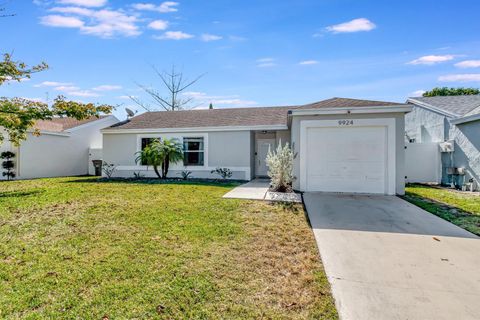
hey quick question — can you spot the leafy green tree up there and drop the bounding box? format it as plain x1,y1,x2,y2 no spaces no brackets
160,138,183,178
135,139,164,178
135,138,183,179
423,87,480,97
0,54,113,145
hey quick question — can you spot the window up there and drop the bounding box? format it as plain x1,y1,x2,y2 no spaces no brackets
183,137,204,166
140,138,154,165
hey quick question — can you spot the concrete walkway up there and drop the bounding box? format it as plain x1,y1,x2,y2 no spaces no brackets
223,179,270,200
304,193,480,320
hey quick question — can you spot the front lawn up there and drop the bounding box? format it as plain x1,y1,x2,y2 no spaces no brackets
0,177,337,319
403,184,480,236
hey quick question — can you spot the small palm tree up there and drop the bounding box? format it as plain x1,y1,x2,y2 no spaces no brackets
160,138,183,178
135,139,164,178
135,138,183,179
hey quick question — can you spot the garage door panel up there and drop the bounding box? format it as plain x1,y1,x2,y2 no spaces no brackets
305,126,387,194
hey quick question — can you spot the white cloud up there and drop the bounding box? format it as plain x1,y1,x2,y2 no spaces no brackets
455,60,480,68
21,97,47,103
132,2,179,13
54,85,80,91
148,19,169,30
49,6,93,15
68,90,101,97
299,60,318,65
326,18,376,33
118,95,135,100
40,15,85,28
57,0,107,7
92,84,122,91
256,57,274,63
256,58,276,68
4,76,31,83
154,31,193,40
229,35,247,41
183,91,257,109
200,33,222,42
408,55,455,65
410,90,426,97
438,74,480,82
43,6,141,38
34,81,73,87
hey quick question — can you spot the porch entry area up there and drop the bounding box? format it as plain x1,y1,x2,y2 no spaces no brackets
253,130,290,178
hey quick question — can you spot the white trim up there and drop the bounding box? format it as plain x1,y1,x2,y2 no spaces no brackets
450,113,480,125
67,115,119,132
299,118,396,195
407,98,458,118
290,105,412,116
117,165,251,180
117,165,250,171
102,124,288,134
136,132,209,169
27,130,71,137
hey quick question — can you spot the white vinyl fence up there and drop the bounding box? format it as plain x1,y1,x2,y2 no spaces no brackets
405,143,441,184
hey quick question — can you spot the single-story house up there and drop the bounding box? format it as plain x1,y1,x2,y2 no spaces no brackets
0,115,119,179
406,95,480,190
102,97,411,195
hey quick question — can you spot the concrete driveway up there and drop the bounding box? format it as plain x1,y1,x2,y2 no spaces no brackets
304,193,480,320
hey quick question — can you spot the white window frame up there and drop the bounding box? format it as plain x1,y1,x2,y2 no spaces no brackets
182,137,205,167
135,132,209,169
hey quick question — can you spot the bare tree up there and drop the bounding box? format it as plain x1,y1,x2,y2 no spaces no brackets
0,2,15,18
131,65,204,111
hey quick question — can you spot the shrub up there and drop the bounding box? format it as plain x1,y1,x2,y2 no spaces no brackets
133,171,144,179
1,151,16,180
266,142,295,192
179,169,193,180
211,167,233,180
102,162,117,179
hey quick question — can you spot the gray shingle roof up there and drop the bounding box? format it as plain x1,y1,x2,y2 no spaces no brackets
35,115,110,132
408,95,480,117
108,97,404,130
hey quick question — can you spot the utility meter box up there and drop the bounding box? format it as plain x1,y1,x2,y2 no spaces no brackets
439,140,454,153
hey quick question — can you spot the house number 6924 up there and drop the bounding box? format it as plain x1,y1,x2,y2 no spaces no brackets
338,120,354,125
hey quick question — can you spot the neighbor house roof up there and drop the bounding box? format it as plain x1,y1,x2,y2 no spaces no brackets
106,97,404,131
407,95,480,118
34,115,110,133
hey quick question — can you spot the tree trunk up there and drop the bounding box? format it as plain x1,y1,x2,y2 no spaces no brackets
163,155,170,178
153,165,162,179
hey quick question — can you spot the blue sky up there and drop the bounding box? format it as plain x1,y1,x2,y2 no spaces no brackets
1,0,480,118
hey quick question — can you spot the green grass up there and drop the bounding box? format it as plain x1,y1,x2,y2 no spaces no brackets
0,177,337,319
403,184,480,236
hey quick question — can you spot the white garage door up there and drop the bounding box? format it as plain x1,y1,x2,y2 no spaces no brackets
306,126,387,194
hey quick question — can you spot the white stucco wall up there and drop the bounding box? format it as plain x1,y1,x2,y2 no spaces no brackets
0,116,119,180
405,106,445,143
102,130,253,180
448,121,480,188
290,112,407,195
406,104,479,189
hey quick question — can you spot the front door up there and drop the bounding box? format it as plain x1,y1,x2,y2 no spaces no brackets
256,139,275,177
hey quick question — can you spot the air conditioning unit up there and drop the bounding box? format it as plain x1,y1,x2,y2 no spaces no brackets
439,140,454,153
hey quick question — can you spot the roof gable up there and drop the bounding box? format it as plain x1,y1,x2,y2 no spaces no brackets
34,115,110,133
408,95,480,118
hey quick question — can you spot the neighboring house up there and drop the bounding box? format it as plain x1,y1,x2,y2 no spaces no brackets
102,98,411,195
406,95,480,190
0,115,119,180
